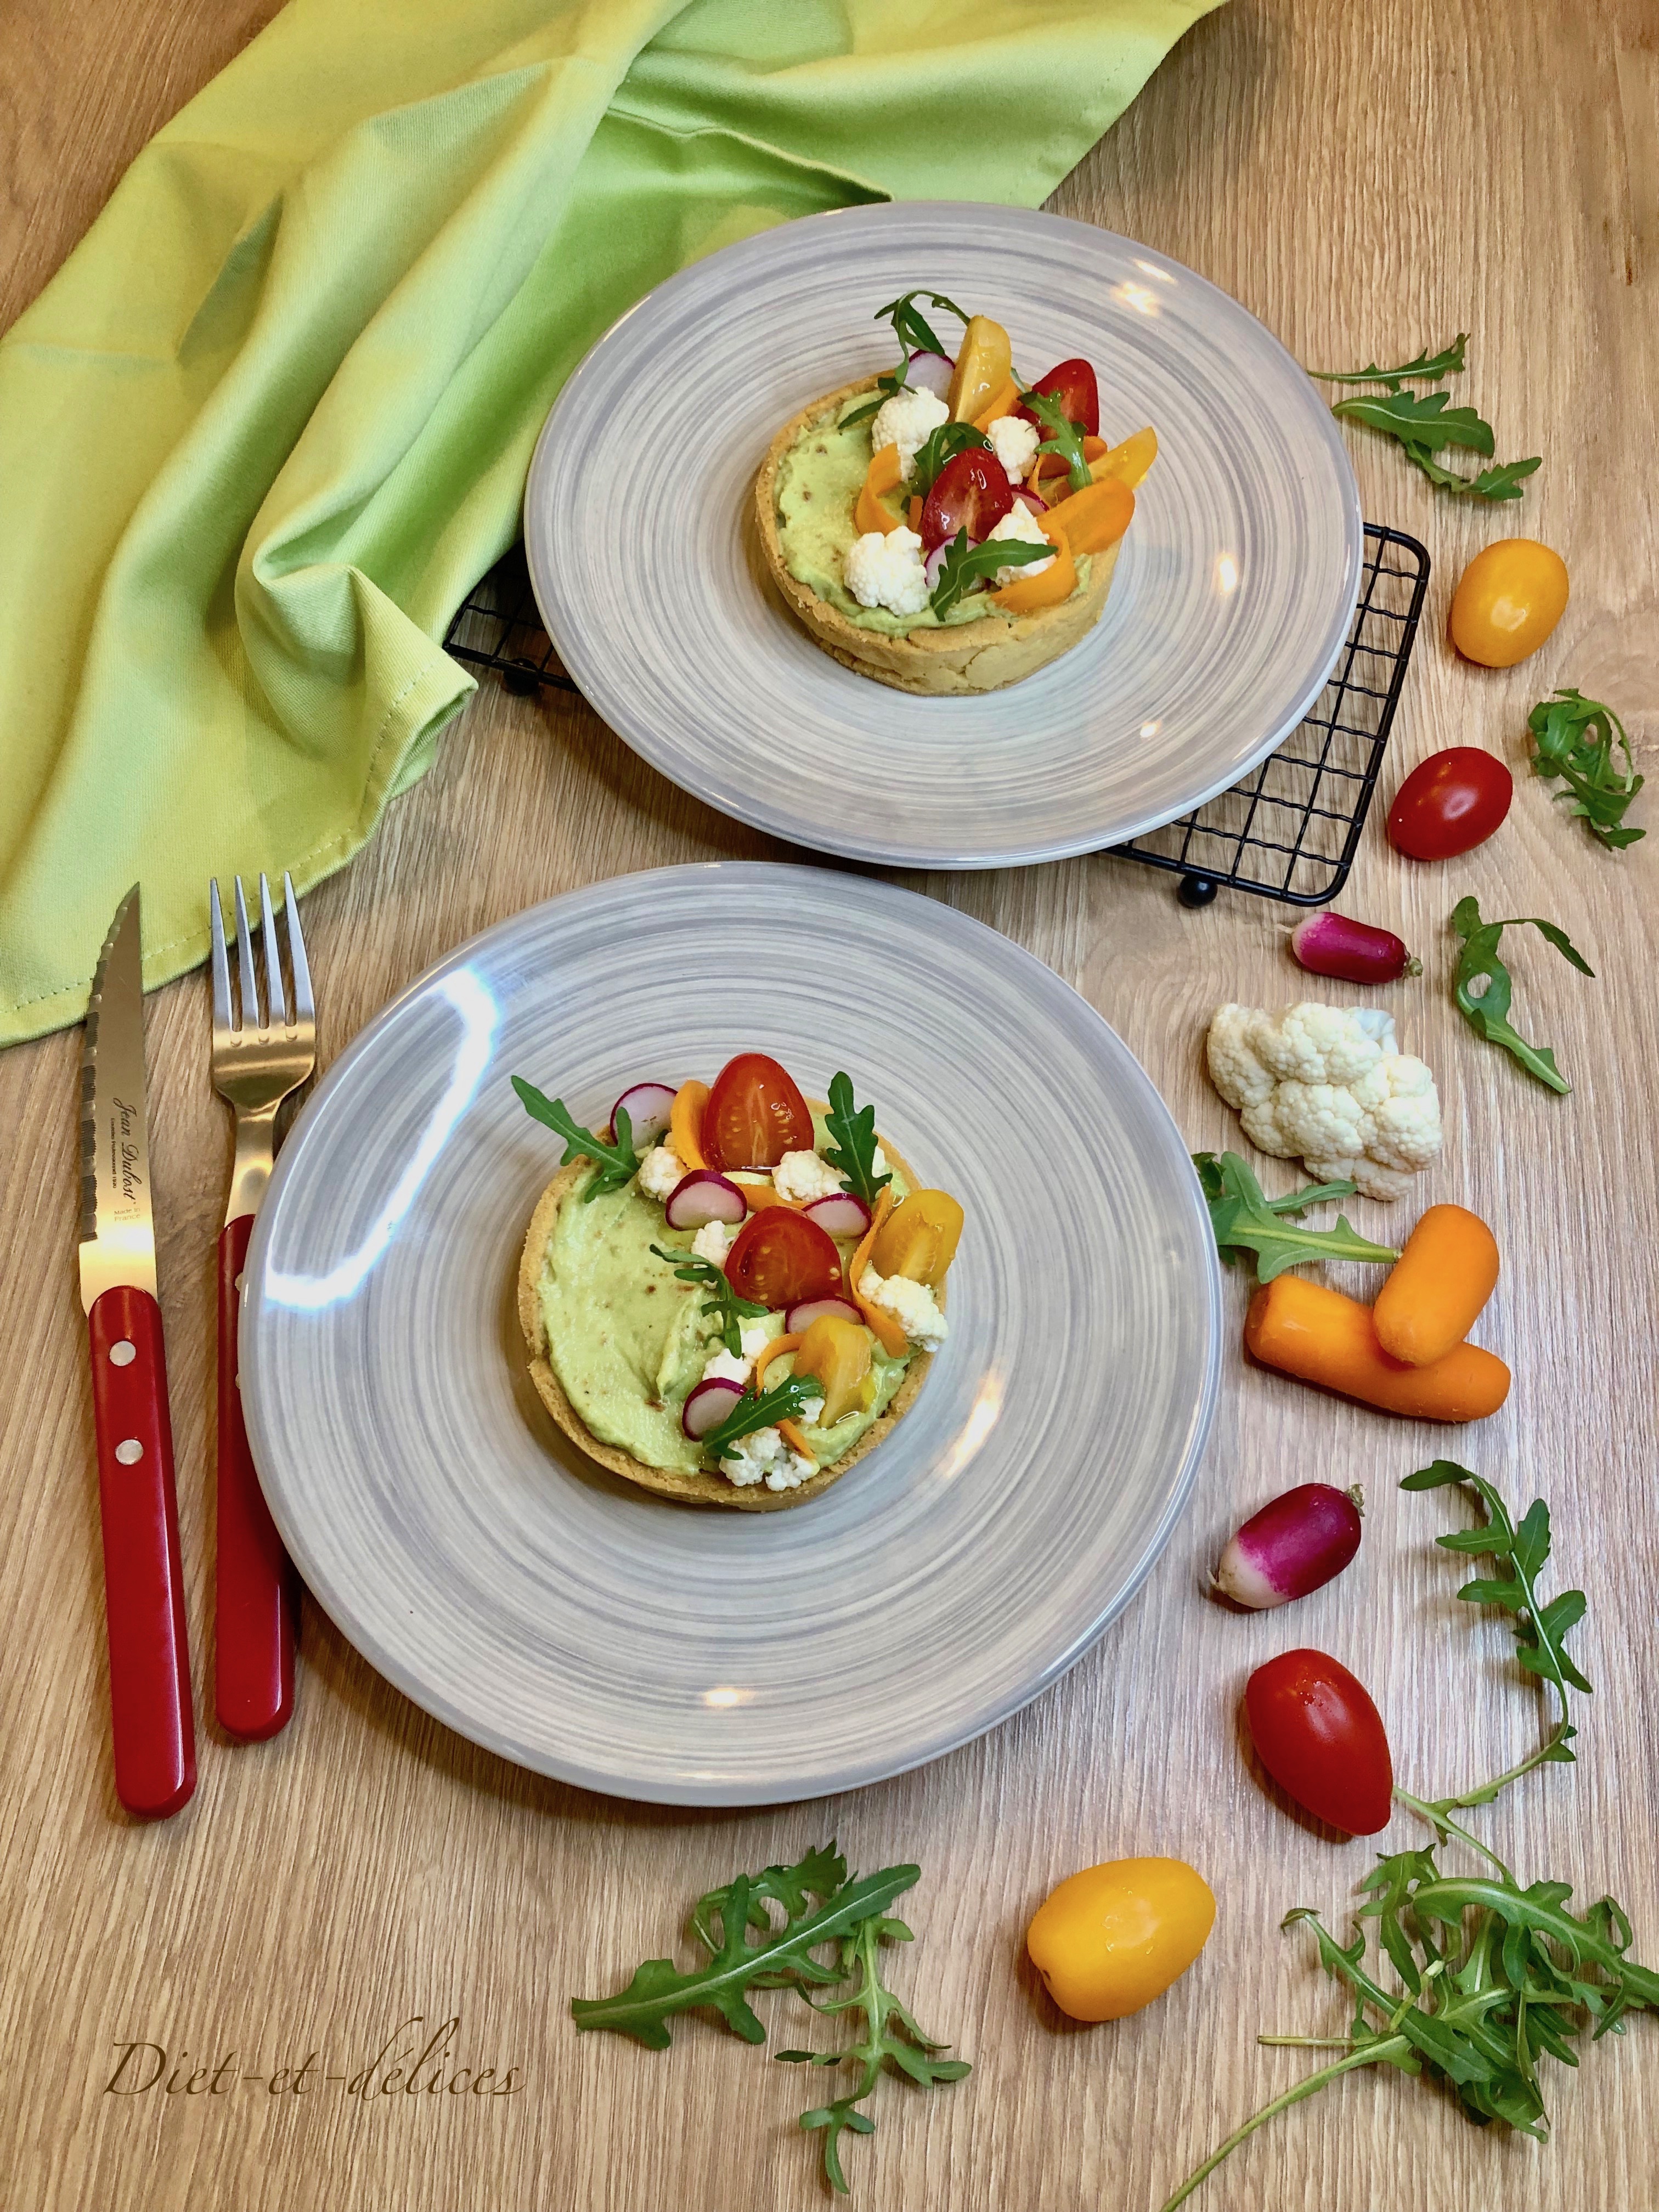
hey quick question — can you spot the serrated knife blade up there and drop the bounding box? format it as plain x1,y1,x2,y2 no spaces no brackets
80,885,157,1310
76,883,196,1819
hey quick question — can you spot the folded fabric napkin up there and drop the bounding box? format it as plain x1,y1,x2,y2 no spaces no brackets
0,0,1219,1045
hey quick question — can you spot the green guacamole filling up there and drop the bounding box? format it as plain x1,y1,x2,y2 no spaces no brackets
538,1145,913,1477
772,398,1090,633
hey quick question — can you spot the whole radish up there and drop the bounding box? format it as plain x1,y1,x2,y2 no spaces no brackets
1215,1483,1363,1609
1290,912,1420,985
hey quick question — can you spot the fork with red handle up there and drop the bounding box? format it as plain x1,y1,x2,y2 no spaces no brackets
208,873,314,1738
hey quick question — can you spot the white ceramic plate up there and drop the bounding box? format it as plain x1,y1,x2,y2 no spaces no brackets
241,867,1220,1804
524,202,1362,871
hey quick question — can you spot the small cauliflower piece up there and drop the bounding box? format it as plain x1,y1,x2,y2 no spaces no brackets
869,386,950,479
984,505,1054,587
985,414,1040,484
637,1144,684,1201
844,526,929,617
773,1149,846,1205
738,1320,774,1361
1206,1002,1443,1201
859,1266,950,1350
719,1424,817,1493
691,1219,734,1266
702,1346,752,1387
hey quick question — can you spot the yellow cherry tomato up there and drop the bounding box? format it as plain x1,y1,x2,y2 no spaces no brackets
1448,538,1568,668
1026,1857,1215,2023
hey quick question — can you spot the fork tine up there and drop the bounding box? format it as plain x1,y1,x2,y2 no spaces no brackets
258,872,288,1027
233,875,262,1031
209,878,233,1032
284,872,314,1027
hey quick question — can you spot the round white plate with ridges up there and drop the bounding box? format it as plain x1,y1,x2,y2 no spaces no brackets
241,866,1220,1804
523,202,1361,871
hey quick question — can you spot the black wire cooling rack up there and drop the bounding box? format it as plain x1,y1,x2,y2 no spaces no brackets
443,522,1430,908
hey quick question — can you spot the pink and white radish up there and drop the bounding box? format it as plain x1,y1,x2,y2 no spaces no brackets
1013,487,1049,516
1289,913,1421,985
923,538,956,591
663,1170,747,1230
1214,1483,1363,1610
681,1376,746,1440
906,348,956,399
801,1192,872,1240
785,1295,865,1334
611,1081,677,1145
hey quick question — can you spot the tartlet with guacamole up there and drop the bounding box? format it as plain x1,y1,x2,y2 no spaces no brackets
754,287,1158,697
512,1052,963,1512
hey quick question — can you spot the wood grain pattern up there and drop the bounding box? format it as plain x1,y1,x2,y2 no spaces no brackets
1,4,1655,2207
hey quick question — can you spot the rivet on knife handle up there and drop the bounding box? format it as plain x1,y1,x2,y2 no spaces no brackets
216,1214,298,1738
88,1285,196,1819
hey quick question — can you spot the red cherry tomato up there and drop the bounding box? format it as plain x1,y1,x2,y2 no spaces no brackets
1015,357,1100,439
1244,1649,1393,1836
1386,747,1513,860
919,447,1014,554
702,1053,814,1172
725,1208,844,1310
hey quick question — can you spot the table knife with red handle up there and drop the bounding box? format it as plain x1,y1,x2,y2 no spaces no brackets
79,885,196,1819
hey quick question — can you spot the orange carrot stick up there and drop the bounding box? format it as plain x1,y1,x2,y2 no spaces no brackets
669,1081,708,1170
751,1333,801,1394
847,1189,907,1357
778,1419,817,1459
1373,1205,1500,1368
1245,1276,1509,1423
855,443,905,535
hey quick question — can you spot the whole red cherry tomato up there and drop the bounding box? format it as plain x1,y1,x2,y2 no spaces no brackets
919,447,1014,554
1386,747,1513,860
725,1208,844,1310
702,1053,814,1171
1015,357,1100,439
1244,1649,1393,1835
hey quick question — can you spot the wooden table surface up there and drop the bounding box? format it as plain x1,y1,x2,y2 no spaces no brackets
3,5,1656,2207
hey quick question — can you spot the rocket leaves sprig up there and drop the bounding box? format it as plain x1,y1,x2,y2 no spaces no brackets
1528,687,1645,851
512,1077,640,1200
839,290,973,426
1192,1151,1398,1281
648,1243,766,1356
1449,896,1594,1094
1307,332,1541,500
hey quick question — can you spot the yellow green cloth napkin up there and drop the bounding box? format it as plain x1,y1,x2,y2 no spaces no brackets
0,0,1219,1045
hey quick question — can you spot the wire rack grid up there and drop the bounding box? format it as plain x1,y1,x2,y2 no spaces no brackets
443,522,1429,907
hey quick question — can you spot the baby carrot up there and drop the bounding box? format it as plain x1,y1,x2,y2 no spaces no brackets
1245,1275,1509,1423
1373,1204,1500,1367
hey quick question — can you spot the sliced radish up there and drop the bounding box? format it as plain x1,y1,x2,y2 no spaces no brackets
924,538,962,591
611,1081,677,1146
664,1170,748,1229
802,1192,873,1240
1014,487,1049,515
682,1377,745,1440
906,348,955,399
785,1296,865,1334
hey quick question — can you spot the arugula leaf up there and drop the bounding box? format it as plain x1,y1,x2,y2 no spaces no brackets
781,1911,972,2194
1419,452,1542,501
1018,384,1092,493
649,1243,766,1357
822,1073,893,1206
689,1844,851,1973
1332,386,1494,456
1449,896,1594,1094
1401,1463,1591,1815
700,1372,826,1459
908,419,990,501
927,526,1051,618
1307,334,1470,384
512,1077,640,1200
572,1853,920,2049
1528,687,1645,850
839,289,972,427
1192,1152,1397,1282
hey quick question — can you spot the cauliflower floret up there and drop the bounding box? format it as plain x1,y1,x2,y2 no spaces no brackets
738,1320,773,1360
719,1424,818,1493
844,527,929,617
869,386,950,479
691,1220,734,1266
773,1149,846,1205
637,1144,684,1201
984,505,1054,588
859,1267,950,1350
1206,1002,1443,1201
985,414,1040,484
702,1346,752,1387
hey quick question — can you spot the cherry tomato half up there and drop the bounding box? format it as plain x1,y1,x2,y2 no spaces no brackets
1015,357,1100,439
919,447,1013,554
702,1053,813,1172
1448,538,1568,668
1386,747,1513,860
1244,1649,1393,1836
724,1207,844,1310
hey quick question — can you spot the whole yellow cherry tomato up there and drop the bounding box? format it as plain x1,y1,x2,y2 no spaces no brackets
1448,538,1568,667
1025,1856,1216,2022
